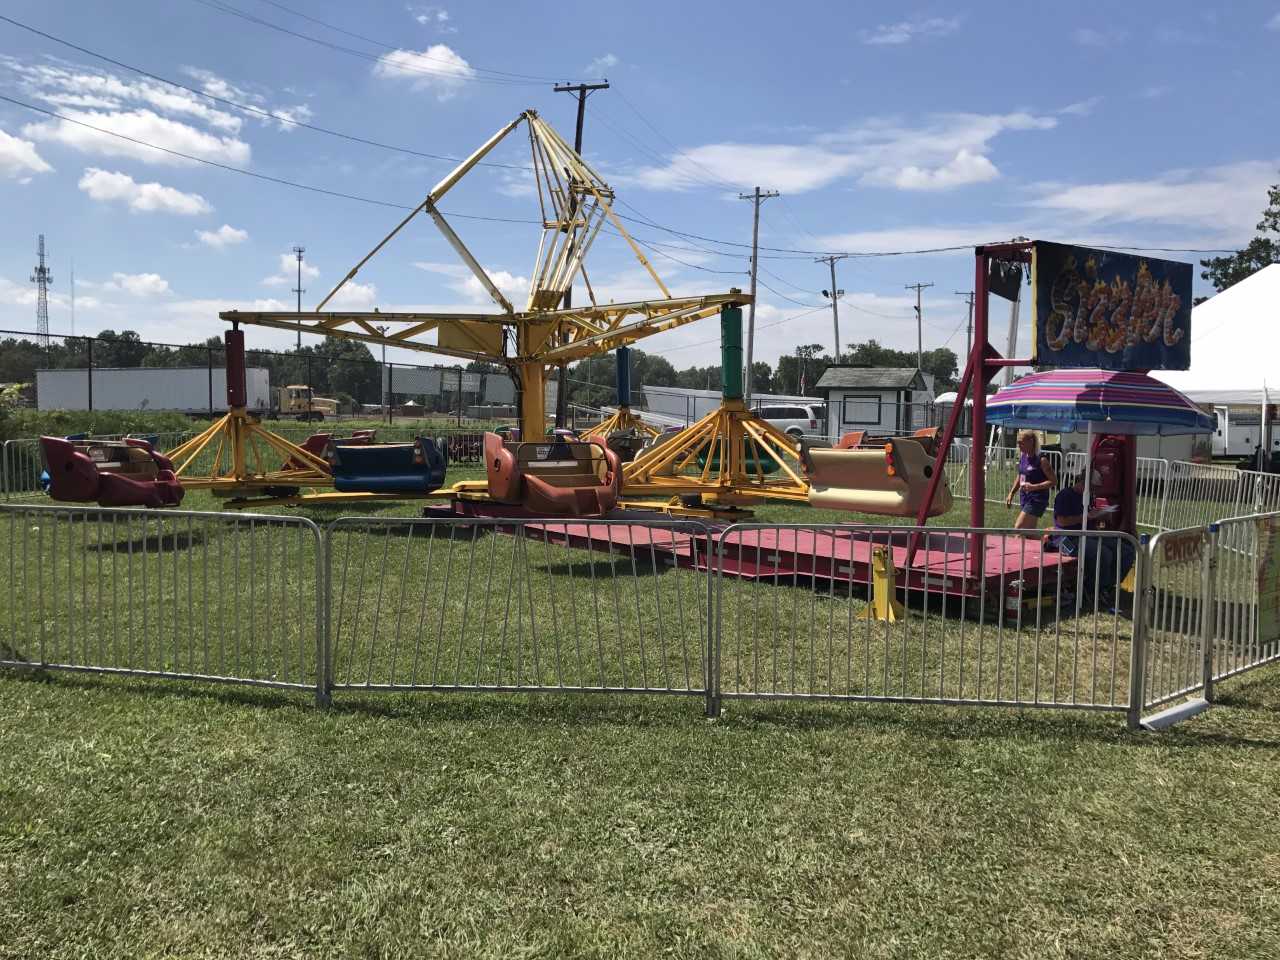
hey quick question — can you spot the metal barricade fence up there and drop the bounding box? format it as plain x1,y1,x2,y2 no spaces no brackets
324,517,714,708
1142,526,1212,711
713,523,1141,719
1209,512,1280,684
1163,460,1247,531
0,503,325,700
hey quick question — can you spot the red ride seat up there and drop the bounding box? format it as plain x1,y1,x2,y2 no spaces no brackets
41,436,183,508
484,431,621,516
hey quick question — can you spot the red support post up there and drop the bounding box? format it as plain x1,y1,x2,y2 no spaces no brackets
225,328,246,409
969,249,991,580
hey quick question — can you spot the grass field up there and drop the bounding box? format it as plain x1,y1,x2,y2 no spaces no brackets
2,667,1279,958
3,456,1278,957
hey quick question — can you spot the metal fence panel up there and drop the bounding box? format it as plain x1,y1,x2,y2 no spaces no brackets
715,523,1140,713
325,517,713,705
1,503,324,698
1210,513,1280,684
1142,526,1210,710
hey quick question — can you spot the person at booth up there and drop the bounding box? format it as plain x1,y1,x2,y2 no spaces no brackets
1004,430,1057,529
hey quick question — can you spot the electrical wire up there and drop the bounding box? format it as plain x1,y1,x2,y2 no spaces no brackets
755,278,822,309
250,0,566,81
0,13,530,170
186,0,546,87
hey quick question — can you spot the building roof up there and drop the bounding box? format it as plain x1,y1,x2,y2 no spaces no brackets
814,366,925,391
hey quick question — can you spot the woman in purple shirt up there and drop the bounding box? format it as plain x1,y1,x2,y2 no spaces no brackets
1004,430,1057,529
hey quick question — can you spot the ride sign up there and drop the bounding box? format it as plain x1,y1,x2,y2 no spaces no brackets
1030,241,1192,371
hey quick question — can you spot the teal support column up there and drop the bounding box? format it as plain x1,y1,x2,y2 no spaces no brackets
721,305,743,401
616,346,632,407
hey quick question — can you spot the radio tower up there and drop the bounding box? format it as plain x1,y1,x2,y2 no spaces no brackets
31,234,52,347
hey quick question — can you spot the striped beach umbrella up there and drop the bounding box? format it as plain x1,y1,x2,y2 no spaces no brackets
986,369,1215,435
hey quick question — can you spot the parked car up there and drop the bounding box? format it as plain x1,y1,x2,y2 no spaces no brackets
755,403,825,437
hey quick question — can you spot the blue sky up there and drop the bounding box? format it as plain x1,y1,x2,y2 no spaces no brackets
1,0,1278,371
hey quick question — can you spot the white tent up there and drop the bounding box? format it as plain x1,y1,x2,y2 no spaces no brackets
1156,264,1279,464
1156,263,1280,398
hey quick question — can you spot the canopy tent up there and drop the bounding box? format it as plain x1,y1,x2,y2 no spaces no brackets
1156,263,1280,397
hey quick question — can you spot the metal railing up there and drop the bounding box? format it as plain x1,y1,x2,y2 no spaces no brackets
1,502,325,701
1209,513,1280,684
713,523,1142,720
325,517,713,706
4,501,1275,729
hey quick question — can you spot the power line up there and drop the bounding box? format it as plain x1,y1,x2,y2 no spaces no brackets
186,0,546,86
756,278,821,308
0,14,531,170
250,0,565,81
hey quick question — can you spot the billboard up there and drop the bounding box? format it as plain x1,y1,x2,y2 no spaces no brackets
1031,241,1192,370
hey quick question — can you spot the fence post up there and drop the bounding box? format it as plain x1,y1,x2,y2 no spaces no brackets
316,524,332,708
1127,533,1152,730
705,528,721,719
1157,460,1170,531
1201,524,1219,703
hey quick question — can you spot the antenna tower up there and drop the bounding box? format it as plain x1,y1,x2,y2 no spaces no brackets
30,234,52,347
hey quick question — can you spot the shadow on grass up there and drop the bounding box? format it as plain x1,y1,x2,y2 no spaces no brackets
7,664,1280,749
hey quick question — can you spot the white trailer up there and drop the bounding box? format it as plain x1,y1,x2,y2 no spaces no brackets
36,366,270,414
1210,405,1280,460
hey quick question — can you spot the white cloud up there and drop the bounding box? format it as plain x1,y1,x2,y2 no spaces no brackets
887,148,999,191
859,17,960,45
77,168,212,215
1074,27,1127,47
181,67,314,132
1059,96,1103,117
1139,84,1171,100
0,127,52,179
196,224,249,248
262,251,320,287
24,108,250,166
325,281,378,310
103,272,171,297
1267,12,1280,30
585,53,618,76
412,260,530,305
629,111,1057,195
412,6,454,31
1030,160,1280,235
6,59,243,133
372,45,476,100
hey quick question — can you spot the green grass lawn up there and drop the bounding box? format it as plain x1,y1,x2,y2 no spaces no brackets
2,669,1279,959
4,447,1278,956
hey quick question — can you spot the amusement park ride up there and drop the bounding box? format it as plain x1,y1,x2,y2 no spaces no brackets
41,108,1189,610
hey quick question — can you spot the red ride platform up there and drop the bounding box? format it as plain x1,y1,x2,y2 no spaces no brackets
425,502,1074,603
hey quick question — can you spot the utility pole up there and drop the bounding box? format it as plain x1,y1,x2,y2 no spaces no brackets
816,254,847,361
70,260,76,338
292,245,306,350
738,186,779,399
904,281,934,372
954,289,975,358
553,79,610,431
30,234,52,348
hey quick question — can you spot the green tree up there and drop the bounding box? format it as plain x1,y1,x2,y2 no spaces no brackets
92,330,149,368
1199,179,1280,298
324,337,380,404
